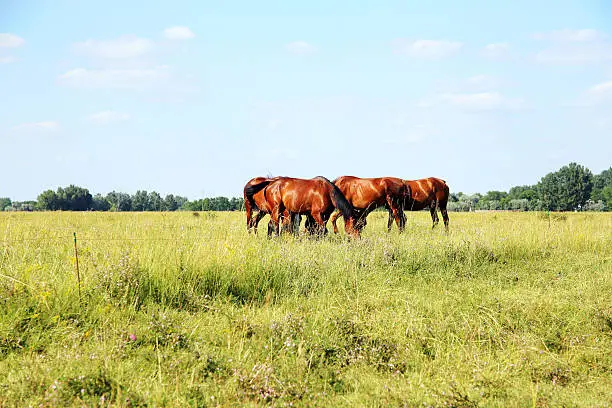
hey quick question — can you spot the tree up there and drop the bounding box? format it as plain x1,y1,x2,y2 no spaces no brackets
92,194,111,211
106,191,132,211
163,194,178,211
175,196,189,210
60,185,93,211
132,190,150,211
229,197,245,211
148,191,163,211
583,200,605,211
483,191,507,202
508,199,529,211
209,196,231,211
0,197,11,211
601,186,612,210
37,190,59,210
538,162,593,211
592,167,612,191
477,191,507,210
591,167,612,210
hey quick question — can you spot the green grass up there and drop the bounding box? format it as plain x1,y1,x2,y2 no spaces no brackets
1,211,611,407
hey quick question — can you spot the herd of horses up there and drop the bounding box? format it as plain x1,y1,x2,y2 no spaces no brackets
243,175,450,238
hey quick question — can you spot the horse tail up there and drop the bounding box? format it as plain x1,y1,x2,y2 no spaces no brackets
402,182,411,212
317,176,355,221
244,179,273,210
440,180,450,207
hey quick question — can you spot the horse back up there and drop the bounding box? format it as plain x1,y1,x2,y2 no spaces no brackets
277,177,332,213
405,177,449,209
427,177,450,202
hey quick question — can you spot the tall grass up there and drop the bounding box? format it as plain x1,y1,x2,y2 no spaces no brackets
0,211,610,407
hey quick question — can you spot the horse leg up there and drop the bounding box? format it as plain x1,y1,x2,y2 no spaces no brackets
322,211,333,236
270,206,282,237
279,209,293,234
387,207,394,232
386,195,404,233
355,206,372,232
290,213,301,236
252,211,265,235
430,200,440,229
440,200,449,231
295,214,302,235
330,209,342,234
305,214,317,235
311,212,326,237
267,220,274,236
245,201,253,233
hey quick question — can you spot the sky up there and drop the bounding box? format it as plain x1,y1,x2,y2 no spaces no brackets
1,0,611,200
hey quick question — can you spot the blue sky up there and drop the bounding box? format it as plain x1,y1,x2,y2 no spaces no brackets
1,1,611,200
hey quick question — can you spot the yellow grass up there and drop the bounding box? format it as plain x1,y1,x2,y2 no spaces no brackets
0,211,611,407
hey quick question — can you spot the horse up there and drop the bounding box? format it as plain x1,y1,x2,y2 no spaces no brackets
243,176,295,234
389,177,450,230
261,176,360,238
330,176,411,234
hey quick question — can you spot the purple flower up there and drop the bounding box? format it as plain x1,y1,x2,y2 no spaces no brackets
128,334,137,342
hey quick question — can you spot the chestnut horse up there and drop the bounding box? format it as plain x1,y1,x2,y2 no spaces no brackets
330,176,411,234
389,177,450,230
244,176,299,234
243,176,296,234
259,176,360,238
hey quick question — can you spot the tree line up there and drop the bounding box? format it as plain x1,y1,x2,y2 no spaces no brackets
446,162,610,212
2,188,245,212
1,162,610,212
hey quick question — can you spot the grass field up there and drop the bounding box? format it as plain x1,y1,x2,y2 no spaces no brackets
0,211,610,407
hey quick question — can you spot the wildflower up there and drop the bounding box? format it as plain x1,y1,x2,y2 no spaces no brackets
129,333,137,342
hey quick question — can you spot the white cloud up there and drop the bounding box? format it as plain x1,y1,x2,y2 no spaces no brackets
535,43,612,64
73,35,155,59
0,33,25,48
87,110,130,125
0,56,17,64
534,29,612,64
392,39,462,58
576,80,612,106
163,26,195,40
590,80,612,94
58,66,169,89
58,66,198,96
533,29,606,42
285,41,317,55
439,92,524,111
481,42,509,58
11,121,60,132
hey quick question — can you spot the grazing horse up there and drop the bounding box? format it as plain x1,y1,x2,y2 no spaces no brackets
244,176,276,234
243,176,295,234
389,177,450,230
262,176,360,238
330,176,411,234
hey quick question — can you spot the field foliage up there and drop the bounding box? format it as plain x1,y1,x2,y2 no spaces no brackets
1,211,611,407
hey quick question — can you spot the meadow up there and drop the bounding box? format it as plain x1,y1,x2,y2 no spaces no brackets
0,210,610,407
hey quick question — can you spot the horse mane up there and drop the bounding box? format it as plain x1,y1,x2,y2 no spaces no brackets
315,176,355,221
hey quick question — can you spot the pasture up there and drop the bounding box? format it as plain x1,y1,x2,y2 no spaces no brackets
0,211,610,407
